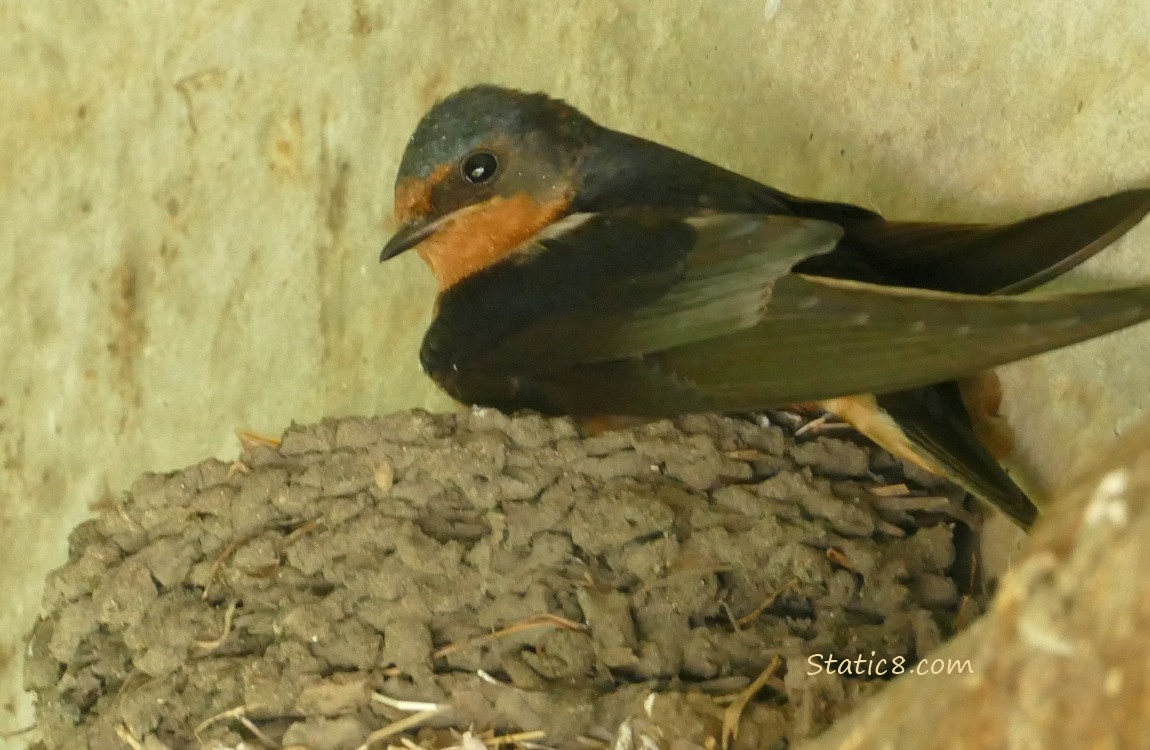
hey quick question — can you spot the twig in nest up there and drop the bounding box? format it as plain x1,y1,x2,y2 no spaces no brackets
868,483,910,497
452,731,487,750
476,669,503,685
226,461,252,478
400,737,434,750
485,730,547,747
724,449,769,461
735,579,798,628
111,670,150,726
432,613,587,658
239,715,277,747
0,725,34,740
371,692,442,713
115,502,143,531
283,518,324,546
712,676,785,706
227,429,282,478
193,705,249,741
202,517,333,599
353,709,440,750
236,429,282,450
639,562,733,595
826,547,858,573
114,723,143,750
720,655,782,750
193,598,238,651
193,706,275,749
609,718,634,750
794,413,849,437
398,737,431,750
202,532,258,600
721,602,740,632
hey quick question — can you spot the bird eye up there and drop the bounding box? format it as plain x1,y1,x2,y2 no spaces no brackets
461,151,498,184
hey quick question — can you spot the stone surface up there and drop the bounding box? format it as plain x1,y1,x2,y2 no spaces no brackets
3,1,1149,742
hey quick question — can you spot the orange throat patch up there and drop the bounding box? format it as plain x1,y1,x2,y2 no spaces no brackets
415,194,569,290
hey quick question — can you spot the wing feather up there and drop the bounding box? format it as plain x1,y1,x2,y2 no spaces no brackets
430,209,1150,417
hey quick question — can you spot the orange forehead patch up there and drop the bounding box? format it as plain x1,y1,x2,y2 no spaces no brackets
417,193,570,291
394,163,452,224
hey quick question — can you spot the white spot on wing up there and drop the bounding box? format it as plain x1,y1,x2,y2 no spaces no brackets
535,212,595,241
764,0,782,21
852,312,871,326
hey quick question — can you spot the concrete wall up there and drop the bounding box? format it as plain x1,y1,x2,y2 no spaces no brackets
2,1,1148,740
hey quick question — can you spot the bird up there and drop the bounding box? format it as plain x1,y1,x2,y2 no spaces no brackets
379,84,1150,529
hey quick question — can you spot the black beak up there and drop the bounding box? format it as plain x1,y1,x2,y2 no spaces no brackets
380,220,437,261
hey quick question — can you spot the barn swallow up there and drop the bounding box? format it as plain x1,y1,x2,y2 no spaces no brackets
379,84,1150,528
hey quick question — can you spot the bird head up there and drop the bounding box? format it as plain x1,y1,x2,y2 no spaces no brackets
379,86,602,288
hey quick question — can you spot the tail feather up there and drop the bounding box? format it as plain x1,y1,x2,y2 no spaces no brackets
830,188,1150,294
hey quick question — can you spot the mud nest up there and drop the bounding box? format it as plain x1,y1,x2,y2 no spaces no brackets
25,409,984,750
